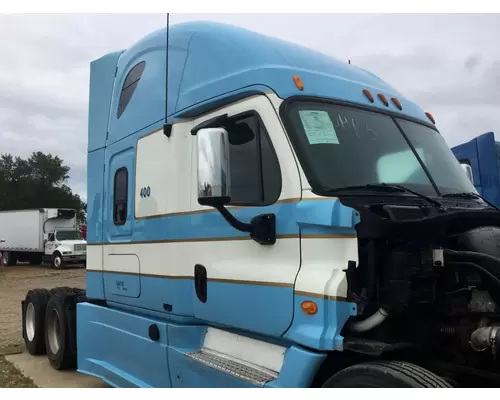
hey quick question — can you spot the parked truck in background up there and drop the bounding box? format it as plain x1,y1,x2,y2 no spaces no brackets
19,21,500,388
451,131,500,206
0,208,87,268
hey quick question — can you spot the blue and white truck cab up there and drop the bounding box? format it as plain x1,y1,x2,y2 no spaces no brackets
21,21,500,388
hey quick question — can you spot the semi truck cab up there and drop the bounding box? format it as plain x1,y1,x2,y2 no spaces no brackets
20,21,500,388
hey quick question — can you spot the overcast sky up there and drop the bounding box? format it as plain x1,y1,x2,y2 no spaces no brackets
0,13,499,201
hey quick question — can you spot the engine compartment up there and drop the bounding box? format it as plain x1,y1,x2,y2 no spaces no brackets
342,200,500,386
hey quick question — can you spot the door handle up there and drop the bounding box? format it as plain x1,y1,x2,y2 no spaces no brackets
194,264,207,303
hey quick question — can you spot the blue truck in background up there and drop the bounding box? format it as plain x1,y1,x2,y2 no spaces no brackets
451,132,500,206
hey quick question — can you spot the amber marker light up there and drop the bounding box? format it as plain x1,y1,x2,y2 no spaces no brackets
391,97,403,110
301,301,318,315
425,112,436,124
377,93,389,106
362,89,374,103
293,75,304,91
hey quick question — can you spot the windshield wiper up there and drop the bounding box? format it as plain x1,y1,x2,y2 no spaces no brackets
442,192,500,211
325,183,446,211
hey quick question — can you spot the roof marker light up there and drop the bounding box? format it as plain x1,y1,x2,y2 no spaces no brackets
363,89,374,103
425,112,436,124
293,75,304,91
391,97,403,110
377,93,389,107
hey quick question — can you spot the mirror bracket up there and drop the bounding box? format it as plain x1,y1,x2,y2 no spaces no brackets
163,123,172,137
215,205,276,245
191,114,229,136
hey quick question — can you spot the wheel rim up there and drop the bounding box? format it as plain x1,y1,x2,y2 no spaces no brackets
47,308,61,354
54,256,61,268
25,303,36,342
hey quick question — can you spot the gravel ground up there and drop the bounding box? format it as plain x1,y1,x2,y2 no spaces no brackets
0,264,86,348
0,264,86,387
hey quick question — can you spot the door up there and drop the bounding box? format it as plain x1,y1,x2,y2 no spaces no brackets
45,232,56,255
190,94,302,338
102,145,140,299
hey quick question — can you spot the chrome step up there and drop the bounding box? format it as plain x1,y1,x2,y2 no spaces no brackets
185,349,278,386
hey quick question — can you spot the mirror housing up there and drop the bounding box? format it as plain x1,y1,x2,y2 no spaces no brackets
460,163,474,185
195,126,276,245
197,128,231,207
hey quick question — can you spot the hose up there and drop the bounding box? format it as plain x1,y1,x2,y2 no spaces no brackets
348,307,390,333
447,261,500,290
346,251,500,335
470,325,500,352
444,249,500,269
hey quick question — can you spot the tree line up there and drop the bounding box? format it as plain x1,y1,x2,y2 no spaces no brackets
0,152,86,223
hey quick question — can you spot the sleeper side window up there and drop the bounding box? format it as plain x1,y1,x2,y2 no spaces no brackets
117,61,146,119
228,113,281,206
113,167,128,225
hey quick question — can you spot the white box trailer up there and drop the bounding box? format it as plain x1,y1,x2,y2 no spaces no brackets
0,208,87,268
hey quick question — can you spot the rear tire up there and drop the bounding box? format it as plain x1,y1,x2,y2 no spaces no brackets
44,291,77,370
3,251,17,266
322,360,453,388
22,289,51,355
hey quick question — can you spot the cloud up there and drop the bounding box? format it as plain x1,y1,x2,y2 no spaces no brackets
0,13,499,199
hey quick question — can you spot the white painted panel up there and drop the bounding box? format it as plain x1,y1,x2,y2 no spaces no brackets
90,238,298,284
295,237,359,298
89,236,357,299
0,209,43,251
266,92,310,192
203,327,286,373
86,245,103,271
135,120,193,218
105,253,140,275
46,209,58,219
301,189,336,201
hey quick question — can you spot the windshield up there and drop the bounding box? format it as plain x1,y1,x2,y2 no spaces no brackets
55,231,82,241
282,101,477,197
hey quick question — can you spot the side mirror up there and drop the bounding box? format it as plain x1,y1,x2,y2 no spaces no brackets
194,125,276,245
460,163,474,185
197,128,231,207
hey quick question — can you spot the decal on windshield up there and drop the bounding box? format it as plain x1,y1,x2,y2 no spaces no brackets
335,113,378,141
299,110,339,145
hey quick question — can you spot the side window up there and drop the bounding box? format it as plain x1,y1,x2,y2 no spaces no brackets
228,114,281,205
113,167,128,225
117,61,146,119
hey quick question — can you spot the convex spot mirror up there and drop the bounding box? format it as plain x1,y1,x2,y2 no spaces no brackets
226,121,255,146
